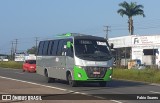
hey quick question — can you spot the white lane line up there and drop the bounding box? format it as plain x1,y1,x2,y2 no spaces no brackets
74,91,123,103
74,91,87,95
70,91,123,103
150,83,160,87
110,100,123,103
0,76,123,103
93,96,106,99
150,91,160,94
0,76,67,91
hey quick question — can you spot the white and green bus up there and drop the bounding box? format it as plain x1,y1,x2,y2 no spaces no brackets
36,33,114,87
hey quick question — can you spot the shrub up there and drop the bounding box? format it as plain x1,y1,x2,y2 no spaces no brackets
0,61,22,69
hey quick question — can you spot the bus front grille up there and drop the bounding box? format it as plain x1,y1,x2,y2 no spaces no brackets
85,67,107,78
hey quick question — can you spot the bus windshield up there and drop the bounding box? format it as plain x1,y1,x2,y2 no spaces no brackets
74,39,112,61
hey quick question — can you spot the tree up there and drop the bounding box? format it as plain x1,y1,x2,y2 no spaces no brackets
117,1,145,35
27,46,37,54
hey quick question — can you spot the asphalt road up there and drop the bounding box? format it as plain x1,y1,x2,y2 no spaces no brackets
0,68,160,103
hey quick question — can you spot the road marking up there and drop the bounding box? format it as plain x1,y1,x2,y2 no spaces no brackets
74,91,87,95
93,95,106,99
150,83,160,87
0,76,123,103
0,76,67,91
73,91,123,103
150,91,160,94
110,100,123,103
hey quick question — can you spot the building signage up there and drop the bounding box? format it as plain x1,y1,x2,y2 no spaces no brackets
132,35,160,48
132,36,154,45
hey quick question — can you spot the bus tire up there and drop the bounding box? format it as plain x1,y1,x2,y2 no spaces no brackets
45,69,55,83
99,81,106,87
67,73,77,87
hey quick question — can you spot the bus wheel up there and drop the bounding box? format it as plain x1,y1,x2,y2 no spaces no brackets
67,74,77,87
45,70,55,83
99,81,106,87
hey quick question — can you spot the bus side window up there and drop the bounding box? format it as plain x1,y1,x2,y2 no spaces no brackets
61,40,67,56
51,40,58,56
57,40,64,56
37,41,44,55
42,41,50,55
47,40,54,56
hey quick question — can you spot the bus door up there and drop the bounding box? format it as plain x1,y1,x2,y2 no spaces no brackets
56,39,67,80
65,40,74,79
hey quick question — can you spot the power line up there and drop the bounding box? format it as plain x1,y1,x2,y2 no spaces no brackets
136,26,160,30
109,18,160,31
111,24,160,31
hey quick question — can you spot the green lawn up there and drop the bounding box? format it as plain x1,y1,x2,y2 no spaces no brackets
113,68,160,83
0,61,22,69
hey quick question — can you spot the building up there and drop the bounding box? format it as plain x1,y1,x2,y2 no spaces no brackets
109,35,160,66
14,53,36,62
0,54,8,61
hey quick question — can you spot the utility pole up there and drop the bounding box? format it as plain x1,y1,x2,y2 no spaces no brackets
35,37,38,55
104,26,111,40
15,39,18,54
11,41,14,60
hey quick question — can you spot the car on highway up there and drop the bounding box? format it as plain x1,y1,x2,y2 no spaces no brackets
23,60,36,72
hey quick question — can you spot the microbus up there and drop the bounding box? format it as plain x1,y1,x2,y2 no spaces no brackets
36,33,114,87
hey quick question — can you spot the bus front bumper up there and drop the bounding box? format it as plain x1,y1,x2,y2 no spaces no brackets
73,66,112,81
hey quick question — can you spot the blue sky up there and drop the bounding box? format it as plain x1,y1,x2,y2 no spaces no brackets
0,0,160,54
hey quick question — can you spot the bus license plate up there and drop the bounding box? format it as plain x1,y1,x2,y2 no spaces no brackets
93,72,100,75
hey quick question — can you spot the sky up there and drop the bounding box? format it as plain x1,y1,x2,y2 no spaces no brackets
0,0,160,54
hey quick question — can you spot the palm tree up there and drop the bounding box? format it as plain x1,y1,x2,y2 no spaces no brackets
117,1,145,35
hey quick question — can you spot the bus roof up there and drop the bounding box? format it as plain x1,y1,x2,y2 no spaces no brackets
57,33,91,37
40,33,106,41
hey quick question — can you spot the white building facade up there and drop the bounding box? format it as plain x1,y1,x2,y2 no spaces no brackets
109,35,160,66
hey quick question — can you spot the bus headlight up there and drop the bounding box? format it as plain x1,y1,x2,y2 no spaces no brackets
78,73,82,78
110,75,112,78
76,66,85,69
109,67,112,70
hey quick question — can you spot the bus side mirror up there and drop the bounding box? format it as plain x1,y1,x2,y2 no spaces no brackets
67,41,71,48
110,43,114,49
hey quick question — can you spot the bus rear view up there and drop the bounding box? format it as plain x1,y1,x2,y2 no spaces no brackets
36,33,114,87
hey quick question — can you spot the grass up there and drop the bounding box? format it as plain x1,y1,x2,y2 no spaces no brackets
0,61,23,69
113,68,160,84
